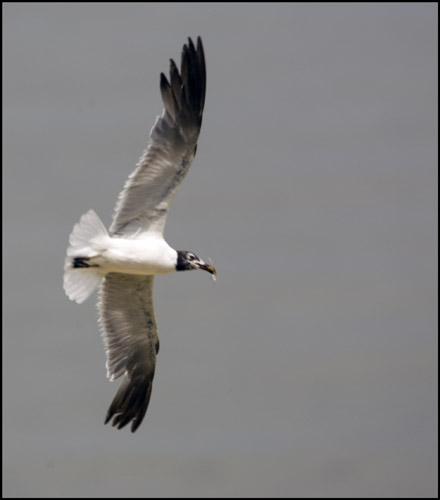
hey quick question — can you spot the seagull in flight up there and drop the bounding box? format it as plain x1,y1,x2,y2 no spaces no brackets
63,37,215,432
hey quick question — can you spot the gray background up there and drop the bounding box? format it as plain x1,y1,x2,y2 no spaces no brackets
3,3,437,498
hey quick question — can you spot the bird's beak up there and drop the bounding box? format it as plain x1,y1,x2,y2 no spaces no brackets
199,263,217,278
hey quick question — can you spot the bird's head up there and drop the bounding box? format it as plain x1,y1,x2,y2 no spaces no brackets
176,251,216,278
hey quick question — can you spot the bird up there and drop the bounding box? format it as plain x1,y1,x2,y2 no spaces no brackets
63,36,215,432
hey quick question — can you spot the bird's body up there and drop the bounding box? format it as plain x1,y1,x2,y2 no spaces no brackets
63,37,215,432
69,218,178,276
100,236,178,275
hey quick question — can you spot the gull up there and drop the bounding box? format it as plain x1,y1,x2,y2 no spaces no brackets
63,37,215,432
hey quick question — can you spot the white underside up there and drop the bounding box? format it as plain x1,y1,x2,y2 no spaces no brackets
90,234,178,275
63,209,177,303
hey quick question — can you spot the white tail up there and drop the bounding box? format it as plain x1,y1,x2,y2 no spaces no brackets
63,209,108,304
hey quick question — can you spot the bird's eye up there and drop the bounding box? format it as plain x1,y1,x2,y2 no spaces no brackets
189,254,195,261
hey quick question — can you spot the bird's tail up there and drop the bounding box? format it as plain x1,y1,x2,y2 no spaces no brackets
63,209,108,304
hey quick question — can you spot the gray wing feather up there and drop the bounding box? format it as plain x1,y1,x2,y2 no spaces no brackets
110,37,206,237
98,273,159,432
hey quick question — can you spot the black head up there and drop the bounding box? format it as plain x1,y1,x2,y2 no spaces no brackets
176,251,216,276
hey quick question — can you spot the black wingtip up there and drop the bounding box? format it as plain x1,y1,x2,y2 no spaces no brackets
187,36,196,52
169,58,177,72
158,36,206,132
104,373,154,432
160,72,169,90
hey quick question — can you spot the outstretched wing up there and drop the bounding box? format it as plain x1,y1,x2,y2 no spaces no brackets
110,37,206,237
98,273,159,432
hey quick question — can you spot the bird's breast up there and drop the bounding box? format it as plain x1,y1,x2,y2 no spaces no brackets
98,236,177,275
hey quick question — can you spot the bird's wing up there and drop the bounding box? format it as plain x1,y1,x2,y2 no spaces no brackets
98,273,159,432
110,37,206,237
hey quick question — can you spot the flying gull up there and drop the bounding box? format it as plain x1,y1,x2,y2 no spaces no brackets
63,36,215,432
